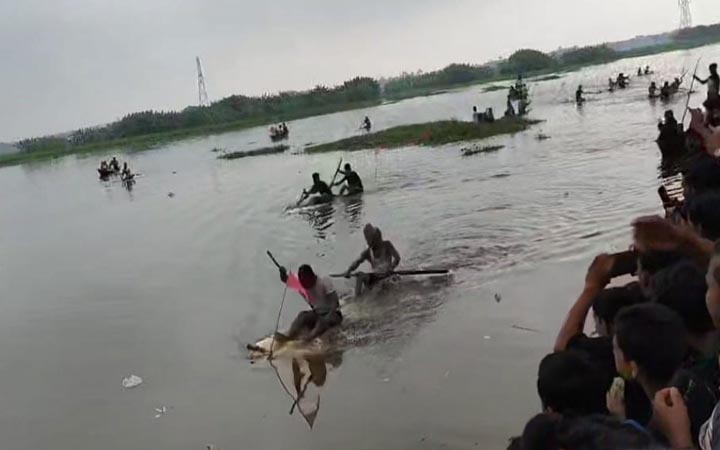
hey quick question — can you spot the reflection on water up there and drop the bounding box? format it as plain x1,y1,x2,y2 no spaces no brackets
340,195,364,229
265,351,343,429
295,203,336,240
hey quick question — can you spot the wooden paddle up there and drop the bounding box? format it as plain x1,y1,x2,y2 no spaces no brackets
330,269,450,278
328,158,343,191
681,57,702,125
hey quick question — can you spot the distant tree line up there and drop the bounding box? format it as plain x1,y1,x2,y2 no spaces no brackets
16,21,720,152
18,76,380,152
383,63,495,96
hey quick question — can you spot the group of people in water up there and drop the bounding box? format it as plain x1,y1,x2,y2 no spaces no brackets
98,156,134,181
649,76,684,100
510,60,720,450
506,75,530,117
269,122,289,140
300,163,364,203
275,223,400,342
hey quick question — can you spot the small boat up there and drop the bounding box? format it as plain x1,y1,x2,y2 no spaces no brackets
270,128,289,141
98,168,119,178
302,193,334,206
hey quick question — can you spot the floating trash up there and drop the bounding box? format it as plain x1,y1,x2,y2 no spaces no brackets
122,374,143,389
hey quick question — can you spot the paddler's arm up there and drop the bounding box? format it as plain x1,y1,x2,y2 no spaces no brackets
344,249,370,277
388,242,401,270
554,254,612,352
332,175,347,187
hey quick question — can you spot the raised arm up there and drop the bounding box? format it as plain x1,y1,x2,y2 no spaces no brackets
554,254,612,352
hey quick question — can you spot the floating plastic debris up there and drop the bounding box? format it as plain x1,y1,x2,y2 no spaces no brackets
122,374,143,389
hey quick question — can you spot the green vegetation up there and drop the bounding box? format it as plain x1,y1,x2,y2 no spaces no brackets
482,84,511,93
218,145,288,160
1,99,379,168
560,45,619,66
305,118,540,153
383,64,495,100
502,49,558,75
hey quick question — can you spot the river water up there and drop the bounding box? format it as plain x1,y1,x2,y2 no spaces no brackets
1,45,719,450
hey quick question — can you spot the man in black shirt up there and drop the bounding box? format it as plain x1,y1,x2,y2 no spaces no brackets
333,163,364,196
302,173,333,199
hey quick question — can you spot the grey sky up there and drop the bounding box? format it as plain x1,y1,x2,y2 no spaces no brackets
1,0,718,141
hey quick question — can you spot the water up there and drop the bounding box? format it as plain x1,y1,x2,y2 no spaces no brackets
1,45,719,450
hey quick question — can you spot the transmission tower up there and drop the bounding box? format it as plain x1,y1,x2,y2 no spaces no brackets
678,0,692,29
196,57,209,107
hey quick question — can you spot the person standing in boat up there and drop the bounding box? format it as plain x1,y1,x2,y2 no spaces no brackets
575,85,585,104
121,162,133,180
278,264,342,341
343,223,401,296
362,116,371,131
332,163,363,196
638,67,643,76
694,63,720,114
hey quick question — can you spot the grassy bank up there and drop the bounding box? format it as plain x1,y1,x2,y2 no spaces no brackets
0,100,380,168
218,145,288,160
305,117,540,153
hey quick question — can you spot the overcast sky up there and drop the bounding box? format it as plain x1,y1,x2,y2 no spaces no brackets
1,0,719,141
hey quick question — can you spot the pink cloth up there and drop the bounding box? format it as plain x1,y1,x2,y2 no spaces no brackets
286,273,313,305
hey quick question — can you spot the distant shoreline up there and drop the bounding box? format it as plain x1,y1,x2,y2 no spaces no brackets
4,28,720,168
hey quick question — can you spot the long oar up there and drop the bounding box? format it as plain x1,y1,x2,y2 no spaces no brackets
267,251,287,359
330,269,450,278
328,158,343,192
681,57,702,125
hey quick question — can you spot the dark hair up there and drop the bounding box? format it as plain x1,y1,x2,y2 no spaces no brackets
615,303,687,385
312,172,320,179
592,285,642,326
519,414,658,450
684,155,720,197
537,351,607,417
638,250,685,276
298,264,315,279
687,192,720,240
344,163,351,170
653,261,715,334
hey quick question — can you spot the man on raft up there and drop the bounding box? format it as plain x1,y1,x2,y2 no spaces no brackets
277,264,342,341
332,163,364,196
343,224,401,296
